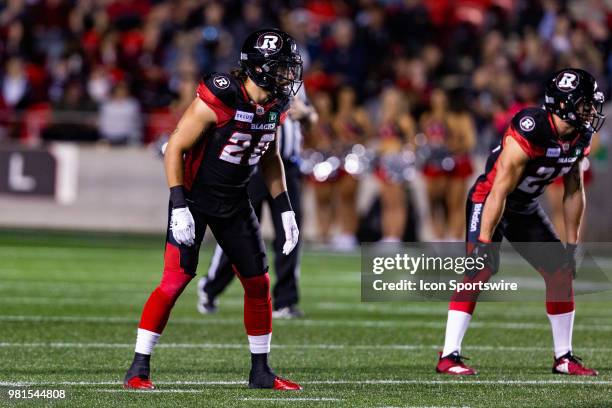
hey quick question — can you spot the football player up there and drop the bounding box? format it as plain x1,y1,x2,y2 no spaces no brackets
124,29,303,390
436,69,604,376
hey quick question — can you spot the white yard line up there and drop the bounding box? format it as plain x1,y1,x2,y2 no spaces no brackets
98,389,208,394
239,397,342,401
0,341,609,353
1,379,610,387
1,314,612,331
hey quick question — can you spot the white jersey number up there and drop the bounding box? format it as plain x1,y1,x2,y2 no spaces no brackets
219,132,275,165
517,165,572,195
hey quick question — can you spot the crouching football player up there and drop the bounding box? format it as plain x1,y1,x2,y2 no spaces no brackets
436,69,604,376
124,29,303,390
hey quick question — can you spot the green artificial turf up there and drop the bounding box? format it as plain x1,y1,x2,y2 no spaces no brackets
0,229,611,407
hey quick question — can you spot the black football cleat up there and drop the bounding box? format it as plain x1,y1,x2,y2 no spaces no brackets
124,353,155,390
249,367,302,390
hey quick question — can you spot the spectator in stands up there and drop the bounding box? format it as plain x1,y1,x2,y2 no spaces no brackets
43,80,98,142
321,18,366,90
98,81,142,145
1,57,30,109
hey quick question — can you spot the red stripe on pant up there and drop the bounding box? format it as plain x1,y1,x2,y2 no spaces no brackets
139,243,193,333
234,266,273,336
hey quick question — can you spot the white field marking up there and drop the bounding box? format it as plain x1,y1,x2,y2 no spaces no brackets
0,296,146,306
2,380,612,387
239,398,342,402
98,389,223,394
0,295,245,308
0,294,610,319
1,294,610,322
2,314,612,331
0,246,156,255
0,341,610,353
316,302,612,318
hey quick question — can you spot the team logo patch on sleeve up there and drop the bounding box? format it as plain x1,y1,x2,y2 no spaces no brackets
519,116,535,132
213,76,230,89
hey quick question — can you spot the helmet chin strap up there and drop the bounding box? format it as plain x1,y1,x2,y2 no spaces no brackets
244,76,273,104
552,111,576,138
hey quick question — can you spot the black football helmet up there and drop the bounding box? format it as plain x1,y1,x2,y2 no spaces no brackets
240,28,303,98
544,68,606,133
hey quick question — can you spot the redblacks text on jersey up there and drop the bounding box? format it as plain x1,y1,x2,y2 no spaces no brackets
470,107,592,213
184,72,289,216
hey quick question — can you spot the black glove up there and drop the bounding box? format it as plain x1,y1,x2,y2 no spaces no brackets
565,243,578,279
466,240,500,278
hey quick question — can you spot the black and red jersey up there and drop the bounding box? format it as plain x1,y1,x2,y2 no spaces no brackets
470,107,592,213
184,72,289,216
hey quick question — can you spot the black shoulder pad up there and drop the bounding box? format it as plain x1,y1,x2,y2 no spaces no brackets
201,73,241,108
510,107,551,147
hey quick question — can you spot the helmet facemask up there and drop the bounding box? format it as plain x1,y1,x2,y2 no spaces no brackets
260,55,303,97
574,92,606,132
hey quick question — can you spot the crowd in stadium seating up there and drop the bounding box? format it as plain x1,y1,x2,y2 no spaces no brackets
1,0,610,243
1,0,610,143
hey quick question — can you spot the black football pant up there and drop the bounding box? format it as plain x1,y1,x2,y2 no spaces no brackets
451,192,573,313
203,162,302,309
137,200,268,335
465,194,565,273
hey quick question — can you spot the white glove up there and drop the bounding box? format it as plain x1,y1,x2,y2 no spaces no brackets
170,207,195,246
281,211,299,255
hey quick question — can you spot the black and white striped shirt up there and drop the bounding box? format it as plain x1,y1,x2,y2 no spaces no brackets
278,86,309,164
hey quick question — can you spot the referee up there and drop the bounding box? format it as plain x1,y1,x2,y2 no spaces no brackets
197,86,317,318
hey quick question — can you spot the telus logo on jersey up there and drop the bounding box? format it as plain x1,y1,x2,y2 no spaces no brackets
556,71,579,92
546,147,561,157
255,32,283,56
213,76,230,89
234,111,254,123
519,116,535,132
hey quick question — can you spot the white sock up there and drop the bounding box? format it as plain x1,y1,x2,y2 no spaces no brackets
135,328,161,355
248,333,271,354
548,310,574,358
442,310,472,357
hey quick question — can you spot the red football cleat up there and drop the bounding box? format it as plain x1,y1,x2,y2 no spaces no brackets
552,352,598,376
436,351,477,375
272,377,302,390
124,376,155,390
